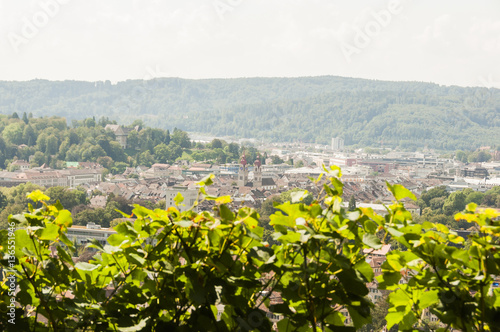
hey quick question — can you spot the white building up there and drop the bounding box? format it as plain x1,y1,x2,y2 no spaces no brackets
62,169,102,187
16,170,68,187
13,169,101,188
331,137,344,151
165,186,198,212
67,223,117,246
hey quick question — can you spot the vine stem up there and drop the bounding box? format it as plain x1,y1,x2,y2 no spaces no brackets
22,264,58,332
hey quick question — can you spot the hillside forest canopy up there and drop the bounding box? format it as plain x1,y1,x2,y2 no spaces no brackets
0,76,499,150
0,114,260,172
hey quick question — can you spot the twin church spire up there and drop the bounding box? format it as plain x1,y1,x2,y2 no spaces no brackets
237,154,262,187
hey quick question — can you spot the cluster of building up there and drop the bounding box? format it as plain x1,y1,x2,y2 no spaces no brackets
10,142,497,330
0,161,102,188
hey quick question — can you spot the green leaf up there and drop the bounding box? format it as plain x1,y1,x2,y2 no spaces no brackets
59,232,75,250
290,190,308,203
75,262,100,271
132,205,153,218
215,195,232,204
277,318,294,332
107,233,130,247
39,223,59,241
328,165,342,177
55,209,72,228
56,246,74,266
174,192,184,205
376,272,401,289
119,318,150,332
451,248,470,264
419,290,439,308
275,231,301,243
355,260,374,281
197,174,214,186
466,202,477,212
54,200,64,211
324,311,346,326
26,190,50,202
400,311,418,330
386,182,416,201
270,212,295,228
386,311,404,330
363,233,382,249
219,204,235,221
389,288,411,307
174,220,193,228
387,227,404,237
363,219,378,234
14,229,36,257
128,253,146,266
421,221,435,230
249,247,275,265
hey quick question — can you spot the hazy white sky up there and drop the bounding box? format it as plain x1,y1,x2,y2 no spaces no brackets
1,0,499,88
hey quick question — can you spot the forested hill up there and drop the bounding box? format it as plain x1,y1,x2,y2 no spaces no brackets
0,76,499,150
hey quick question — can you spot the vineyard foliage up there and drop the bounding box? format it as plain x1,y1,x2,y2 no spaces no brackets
1,167,500,331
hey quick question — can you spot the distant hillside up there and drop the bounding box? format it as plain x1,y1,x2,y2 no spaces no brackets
0,76,499,150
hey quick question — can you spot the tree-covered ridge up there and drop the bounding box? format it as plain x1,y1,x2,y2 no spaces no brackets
0,77,499,150
1,170,500,331
0,114,253,172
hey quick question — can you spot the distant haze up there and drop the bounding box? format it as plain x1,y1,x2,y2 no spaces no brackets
1,0,500,88
1,77,498,150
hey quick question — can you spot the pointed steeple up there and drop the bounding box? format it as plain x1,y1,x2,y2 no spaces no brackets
238,154,248,187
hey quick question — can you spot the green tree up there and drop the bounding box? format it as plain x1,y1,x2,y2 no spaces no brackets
429,196,446,212
167,142,183,161
58,139,70,160
110,162,128,174
153,143,169,163
46,135,59,155
442,191,466,215
22,125,36,146
138,151,155,167
468,150,492,162
348,195,356,211
45,187,87,211
165,129,171,145
465,191,484,205
36,132,48,153
210,138,223,149
455,150,468,163
0,191,7,210
271,155,284,164
31,151,46,167
108,141,127,162
420,186,449,208
171,128,191,148
127,130,139,150
3,123,24,145
97,135,112,155
84,117,96,128
294,160,304,168
74,207,108,227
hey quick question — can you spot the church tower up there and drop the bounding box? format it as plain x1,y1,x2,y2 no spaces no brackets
253,155,262,187
238,154,248,187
